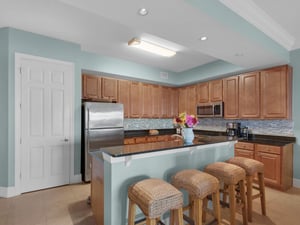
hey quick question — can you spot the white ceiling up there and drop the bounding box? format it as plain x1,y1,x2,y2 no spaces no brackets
0,0,299,73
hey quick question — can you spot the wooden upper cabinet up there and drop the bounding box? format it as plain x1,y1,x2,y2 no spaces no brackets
151,85,161,118
178,87,188,113
101,77,118,101
260,65,292,119
82,74,101,100
82,74,118,101
188,85,197,115
239,72,260,118
178,85,197,115
197,82,209,103
197,80,223,103
169,88,179,118
209,79,223,102
141,83,152,118
130,81,142,118
161,86,170,118
223,76,239,118
118,79,130,118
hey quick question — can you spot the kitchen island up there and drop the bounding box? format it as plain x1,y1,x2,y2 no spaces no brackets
90,136,236,225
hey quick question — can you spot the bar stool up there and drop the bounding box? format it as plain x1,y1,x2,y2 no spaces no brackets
127,178,184,225
171,169,221,225
204,162,248,225
227,157,266,222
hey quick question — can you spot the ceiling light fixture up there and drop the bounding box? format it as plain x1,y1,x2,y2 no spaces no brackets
138,8,148,16
200,36,207,41
128,38,176,57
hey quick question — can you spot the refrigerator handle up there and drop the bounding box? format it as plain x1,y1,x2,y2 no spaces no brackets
86,108,90,151
87,108,90,131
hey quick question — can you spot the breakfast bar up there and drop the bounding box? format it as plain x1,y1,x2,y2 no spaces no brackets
90,136,237,225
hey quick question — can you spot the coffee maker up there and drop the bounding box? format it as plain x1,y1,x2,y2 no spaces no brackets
226,122,241,137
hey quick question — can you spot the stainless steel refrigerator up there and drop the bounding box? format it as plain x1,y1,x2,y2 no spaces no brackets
82,102,124,182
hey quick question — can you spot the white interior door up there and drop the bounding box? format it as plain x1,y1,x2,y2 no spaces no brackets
18,56,74,193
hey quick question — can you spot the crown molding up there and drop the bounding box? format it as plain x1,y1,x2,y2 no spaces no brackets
219,0,295,50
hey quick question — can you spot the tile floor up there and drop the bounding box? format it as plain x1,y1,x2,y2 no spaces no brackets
0,183,299,225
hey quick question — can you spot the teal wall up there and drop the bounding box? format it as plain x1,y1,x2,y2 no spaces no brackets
290,49,300,180
0,28,9,187
0,27,180,187
0,26,300,188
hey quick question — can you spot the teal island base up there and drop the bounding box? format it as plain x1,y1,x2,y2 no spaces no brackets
90,141,235,225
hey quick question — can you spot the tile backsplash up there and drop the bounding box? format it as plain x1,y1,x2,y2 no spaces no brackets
124,118,294,136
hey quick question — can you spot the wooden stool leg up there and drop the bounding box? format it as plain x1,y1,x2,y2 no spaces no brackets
172,208,184,225
170,210,175,225
202,197,208,223
212,190,221,225
128,199,136,225
258,172,267,216
223,183,228,207
189,195,194,220
193,198,203,225
228,184,236,225
246,175,253,222
239,180,248,225
146,218,156,225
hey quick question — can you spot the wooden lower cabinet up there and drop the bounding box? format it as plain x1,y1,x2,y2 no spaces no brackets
91,156,104,225
235,141,293,191
234,142,255,159
255,143,293,191
124,135,172,145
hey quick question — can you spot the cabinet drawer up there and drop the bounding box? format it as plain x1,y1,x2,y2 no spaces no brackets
235,142,255,150
135,137,147,144
147,136,158,142
234,149,254,159
124,138,135,145
256,144,281,155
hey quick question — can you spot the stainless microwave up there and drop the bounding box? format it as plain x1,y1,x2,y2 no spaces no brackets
196,101,223,118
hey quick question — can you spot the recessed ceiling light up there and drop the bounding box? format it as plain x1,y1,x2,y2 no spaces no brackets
200,36,207,41
138,8,148,16
235,53,244,57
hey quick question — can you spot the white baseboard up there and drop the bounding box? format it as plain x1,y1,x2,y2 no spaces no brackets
293,178,300,188
70,173,82,184
0,174,82,198
0,186,19,198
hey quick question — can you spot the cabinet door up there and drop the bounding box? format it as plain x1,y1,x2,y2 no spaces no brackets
197,82,209,103
141,83,153,117
261,65,292,119
82,74,101,100
178,87,188,113
170,88,179,118
161,86,170,118
130,82,142,118
234,148,254,159
239,72,260,118
209,79,223,102
223,76,239,118
151,85,161,118
101,77,118,101
118,80,130,118
187,85,197,115
255,151,281,186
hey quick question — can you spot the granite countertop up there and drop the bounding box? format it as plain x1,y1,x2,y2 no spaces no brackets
107,129,296,158
99,134,238,157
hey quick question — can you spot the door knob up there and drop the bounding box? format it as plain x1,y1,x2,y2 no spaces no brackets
64,138,69,142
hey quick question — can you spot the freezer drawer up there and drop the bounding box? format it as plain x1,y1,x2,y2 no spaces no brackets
83,128,124,182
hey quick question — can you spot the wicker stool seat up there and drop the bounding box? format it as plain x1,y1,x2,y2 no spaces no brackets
128,178,184,225
227,157,266,222
172,169,221,225
204,162,248,225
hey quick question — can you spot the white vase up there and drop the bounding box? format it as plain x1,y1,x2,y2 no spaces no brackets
182,127,194,144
